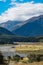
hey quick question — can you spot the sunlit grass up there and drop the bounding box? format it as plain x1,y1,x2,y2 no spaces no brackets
15,45,43,51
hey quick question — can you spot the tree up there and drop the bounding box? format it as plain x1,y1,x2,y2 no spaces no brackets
13,54,21,62
0,51,4,64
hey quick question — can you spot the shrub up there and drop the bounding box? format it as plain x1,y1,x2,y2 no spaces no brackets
13,54,21,62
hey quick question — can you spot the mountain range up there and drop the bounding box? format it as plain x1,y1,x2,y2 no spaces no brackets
0,15,43,37
0,20,27,31
12,15,43,37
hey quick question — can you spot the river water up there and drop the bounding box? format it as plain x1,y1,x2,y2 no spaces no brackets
0,45,27,57
0,45,16,57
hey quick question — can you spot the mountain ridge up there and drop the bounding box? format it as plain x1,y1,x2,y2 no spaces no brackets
12,15,43,37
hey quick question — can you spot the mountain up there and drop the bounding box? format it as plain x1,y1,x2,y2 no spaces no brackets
0,20,26,31
0,27,13,35
12,15,43,37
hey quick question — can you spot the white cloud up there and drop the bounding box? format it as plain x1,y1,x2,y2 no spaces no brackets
11,0,23,2
30,1,34,3
10,0,24,5
10,0,17,6
0,2,43,23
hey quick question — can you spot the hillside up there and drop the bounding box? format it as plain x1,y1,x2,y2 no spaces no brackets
0,27,13,35
0,20,24,31
12,15,43,37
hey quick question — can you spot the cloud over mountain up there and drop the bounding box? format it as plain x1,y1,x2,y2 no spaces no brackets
0,1,43,23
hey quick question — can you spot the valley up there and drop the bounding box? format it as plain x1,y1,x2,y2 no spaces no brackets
0,42,43,65
0,15,43,65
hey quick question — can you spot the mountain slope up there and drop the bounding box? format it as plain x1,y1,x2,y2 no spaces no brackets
12,15,43,37
0,21,24,31
0,27,13,35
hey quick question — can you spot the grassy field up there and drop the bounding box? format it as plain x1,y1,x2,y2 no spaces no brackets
8,61,43,65
0,60,43,65
15,44,43,50
0,43,43,65
15,61,43,65
15,44,43,54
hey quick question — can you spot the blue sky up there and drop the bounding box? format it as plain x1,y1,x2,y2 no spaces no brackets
0,0,43,23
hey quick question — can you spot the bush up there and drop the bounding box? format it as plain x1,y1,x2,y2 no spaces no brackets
0,51,5,64
13,55,21,62
21,57,29,63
